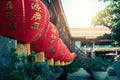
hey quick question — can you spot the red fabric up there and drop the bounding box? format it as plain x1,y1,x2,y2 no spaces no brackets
31,22,59,52
59,44,68,61
63,47,71,62
0,0,49,43
70,52,77,60
45,38,61,59
65,52,76,61
51,38,65,60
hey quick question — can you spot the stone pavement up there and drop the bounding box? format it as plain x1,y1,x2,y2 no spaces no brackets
67,68,91,80
105,66,120,80
105,75,120,80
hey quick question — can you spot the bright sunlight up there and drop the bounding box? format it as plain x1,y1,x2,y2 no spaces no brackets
61,0,109,27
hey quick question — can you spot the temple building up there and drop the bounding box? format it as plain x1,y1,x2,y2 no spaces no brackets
41,0,120,58
70,27,119,58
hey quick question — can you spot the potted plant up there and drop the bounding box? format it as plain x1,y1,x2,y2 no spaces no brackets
89,57,110,80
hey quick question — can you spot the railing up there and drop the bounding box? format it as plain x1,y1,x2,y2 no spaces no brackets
94,45,113,48
94,47,120,51
74,45,87,58
81,46,120,51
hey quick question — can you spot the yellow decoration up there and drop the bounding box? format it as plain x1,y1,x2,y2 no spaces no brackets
49,40,54,44
61,61,65,66
52,28,56,33
68,61,73,65
51,34,56,39
16,42,30,56
31,3,41,11
65,62,69,65
6,1,13,10
31,22,39,30
47,58,54,66
35,52,45,62
31,33,41,41
55,60,60,66
24,43,30,55
31,12,41,20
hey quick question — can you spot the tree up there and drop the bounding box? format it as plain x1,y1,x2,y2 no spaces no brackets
92,0,120,45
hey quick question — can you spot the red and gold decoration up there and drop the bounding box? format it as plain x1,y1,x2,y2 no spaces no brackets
0,0,50,56
0,0,76,66
60,61,65,66
31,22,59,63
55,60,60,66
0,0,49,43
31,22,59,52
47,58,54,66
35,52,45,62
45,38,61,59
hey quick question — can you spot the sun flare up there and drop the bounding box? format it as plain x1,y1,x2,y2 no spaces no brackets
61,0,109,27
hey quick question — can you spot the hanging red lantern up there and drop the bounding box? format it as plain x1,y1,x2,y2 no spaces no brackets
70,52,77,61
54,41,66,61
63,47,71,62
45,37,61,59
0,0,50,43
31,22,59,52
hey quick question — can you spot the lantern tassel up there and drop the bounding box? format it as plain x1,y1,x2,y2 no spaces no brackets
47,58,54,66
61,61,65,66
68,61,73,65
55,60,60,66
16,42,30,56
65,62,69,65
35,52,45,62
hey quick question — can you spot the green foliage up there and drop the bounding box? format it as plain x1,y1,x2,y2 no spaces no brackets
92,0,120,45
92,0,120,28
89,57,110,71
61,57,81,73
0,48,46,80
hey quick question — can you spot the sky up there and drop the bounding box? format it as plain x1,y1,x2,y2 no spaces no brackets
61,0,110,27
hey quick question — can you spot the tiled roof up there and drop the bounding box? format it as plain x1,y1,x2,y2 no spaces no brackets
69,27,111,39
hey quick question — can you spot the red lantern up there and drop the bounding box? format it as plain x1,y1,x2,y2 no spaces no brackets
63,47,71,62
31,22,59,52
70,52,77,61
45,37,61,59
54,43,71,62
0,0,49,43
54,41,67,61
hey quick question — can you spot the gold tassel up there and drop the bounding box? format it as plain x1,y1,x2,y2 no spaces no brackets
24,43,30,55
55,60,60,66
35,52,45,62
47,58,54,66
47,59,50,65
68,61,73,65
61,61,65,66
16,42,30,56
65,62,69,65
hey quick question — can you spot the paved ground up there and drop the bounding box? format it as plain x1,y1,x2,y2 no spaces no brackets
56,67,120,80
105,66,120,80
67,68,91,80
105,75,120,80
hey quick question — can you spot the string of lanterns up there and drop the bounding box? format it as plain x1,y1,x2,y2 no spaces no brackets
0,0,76,66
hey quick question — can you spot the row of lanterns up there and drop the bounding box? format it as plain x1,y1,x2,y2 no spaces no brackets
0,0,76,66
